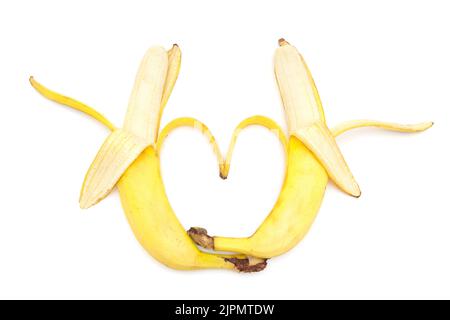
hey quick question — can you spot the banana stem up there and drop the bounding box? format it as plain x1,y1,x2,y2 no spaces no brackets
156,117,224,172
222,116,288,178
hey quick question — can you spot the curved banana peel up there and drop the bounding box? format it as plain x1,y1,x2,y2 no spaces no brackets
29,76,116,131
30,40,432,270
156,117,224,175
157,116,288,179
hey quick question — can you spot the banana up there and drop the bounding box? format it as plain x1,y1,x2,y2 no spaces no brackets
30,45,267,272
187,39,432,258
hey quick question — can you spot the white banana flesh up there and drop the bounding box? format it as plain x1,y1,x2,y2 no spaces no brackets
331,120,433,136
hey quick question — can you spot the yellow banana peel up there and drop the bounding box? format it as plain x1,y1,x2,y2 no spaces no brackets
30,40,432,272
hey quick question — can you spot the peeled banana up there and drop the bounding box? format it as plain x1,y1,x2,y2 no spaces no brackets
187,39,432,258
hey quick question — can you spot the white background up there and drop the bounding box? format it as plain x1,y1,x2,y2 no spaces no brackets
0,0,449,300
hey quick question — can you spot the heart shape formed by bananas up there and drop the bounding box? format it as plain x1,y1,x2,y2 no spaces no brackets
30,39,432,272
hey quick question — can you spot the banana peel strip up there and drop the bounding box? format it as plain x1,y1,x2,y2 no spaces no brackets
223,116,288,178
331,120,433,137
157,116,288,179
29,77,116,131
156,117,223,172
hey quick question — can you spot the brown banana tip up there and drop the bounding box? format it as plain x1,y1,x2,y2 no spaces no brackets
278,38,289,46
225,257,268,273
172,43,179,48
187,227,214,250
219,172,228,180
